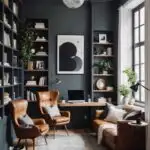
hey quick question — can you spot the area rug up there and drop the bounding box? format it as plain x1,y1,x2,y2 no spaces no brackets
34,131,107,150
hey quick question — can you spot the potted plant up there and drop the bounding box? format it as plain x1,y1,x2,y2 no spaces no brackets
93,61,104,74
119,84,130,105
102,60,111,74
119,68,137,105
19,24,35,68
123,68,136,85
93,60,112,74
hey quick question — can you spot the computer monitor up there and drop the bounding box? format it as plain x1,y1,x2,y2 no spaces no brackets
68,90,85,100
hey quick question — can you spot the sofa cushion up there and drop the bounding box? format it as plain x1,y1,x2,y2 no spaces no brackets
103,127,117,144
104,104,126,123
93,119,108,131
123,110,142,120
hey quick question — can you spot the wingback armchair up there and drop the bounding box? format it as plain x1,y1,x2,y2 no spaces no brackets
9,99,49,150
37,90,71,138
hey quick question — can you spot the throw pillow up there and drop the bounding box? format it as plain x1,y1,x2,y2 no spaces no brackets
123,110,142,120
43,105,61,118
104,104,126,123
18,114,34,126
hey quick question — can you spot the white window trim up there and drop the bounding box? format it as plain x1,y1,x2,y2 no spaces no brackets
145,0,150,149
118,0,144,104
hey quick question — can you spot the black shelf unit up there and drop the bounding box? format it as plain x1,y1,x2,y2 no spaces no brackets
92,30,117,104
24,19,49,102
0,0,22,149
0,0,23,120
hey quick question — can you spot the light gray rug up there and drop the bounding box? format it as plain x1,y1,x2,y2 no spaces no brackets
35,132,107,150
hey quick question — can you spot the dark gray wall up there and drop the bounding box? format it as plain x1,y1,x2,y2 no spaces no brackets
119,0,128,6
22,0,117,100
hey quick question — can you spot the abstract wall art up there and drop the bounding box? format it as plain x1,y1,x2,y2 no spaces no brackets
57,35,84,74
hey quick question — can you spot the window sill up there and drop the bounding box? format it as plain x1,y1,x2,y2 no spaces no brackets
134,102,145,108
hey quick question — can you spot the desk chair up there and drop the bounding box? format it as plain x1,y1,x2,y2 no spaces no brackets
37,90,71,138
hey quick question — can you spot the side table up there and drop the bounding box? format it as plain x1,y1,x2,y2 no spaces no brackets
127,121,148,150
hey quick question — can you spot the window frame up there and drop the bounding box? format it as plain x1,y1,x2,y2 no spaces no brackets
132,3,145,103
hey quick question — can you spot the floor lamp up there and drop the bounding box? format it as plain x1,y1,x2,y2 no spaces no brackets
130,82,150,92
130,82,149,124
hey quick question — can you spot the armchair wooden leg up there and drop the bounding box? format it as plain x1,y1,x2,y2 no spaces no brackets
17,138,21,146
53,126,56,139
44,135,48,145
32,138,35,150
64,125,69,136
25,139,28,150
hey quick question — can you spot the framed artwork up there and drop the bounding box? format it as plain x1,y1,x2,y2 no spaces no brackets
99,34,107,43
57,35,84,74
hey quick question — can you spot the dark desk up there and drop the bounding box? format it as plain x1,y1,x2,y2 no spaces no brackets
59,102,106,129
27,101,106,129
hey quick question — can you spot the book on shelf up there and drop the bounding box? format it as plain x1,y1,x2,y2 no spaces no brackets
35,22,45,29
39,76,47,86
27,90,37,101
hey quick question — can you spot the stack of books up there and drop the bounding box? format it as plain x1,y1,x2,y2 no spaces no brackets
26,91,37,101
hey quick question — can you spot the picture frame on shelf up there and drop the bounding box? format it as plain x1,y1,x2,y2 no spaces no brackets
99,34,107,43
36,60,45,70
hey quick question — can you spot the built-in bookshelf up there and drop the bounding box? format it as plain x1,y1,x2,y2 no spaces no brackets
0,0,23,120
24,19,49,102
91,31,116,104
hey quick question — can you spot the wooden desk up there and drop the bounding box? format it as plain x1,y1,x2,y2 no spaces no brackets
59,102,106,107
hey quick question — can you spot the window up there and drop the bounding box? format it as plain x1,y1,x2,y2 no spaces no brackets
133,4,145,102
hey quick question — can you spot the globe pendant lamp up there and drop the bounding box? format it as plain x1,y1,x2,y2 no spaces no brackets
63,0,85,9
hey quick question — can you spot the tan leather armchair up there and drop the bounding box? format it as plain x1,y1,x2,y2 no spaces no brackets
9,99,49,150
37,90,71,138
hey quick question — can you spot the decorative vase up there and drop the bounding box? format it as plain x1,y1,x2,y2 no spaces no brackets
122,96,129,105
103,70,108,74
93,66,99,74
27,61,33,70
128,97,135,105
